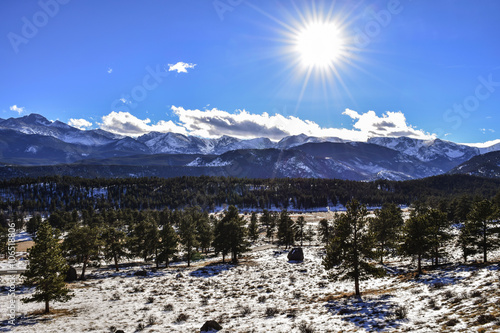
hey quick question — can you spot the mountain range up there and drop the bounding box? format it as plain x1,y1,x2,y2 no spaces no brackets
0,113,498,180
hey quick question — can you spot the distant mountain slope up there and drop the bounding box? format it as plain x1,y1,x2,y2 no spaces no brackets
368,136,479,164
1,113,500,180
0,114,121,146
448,151,500,178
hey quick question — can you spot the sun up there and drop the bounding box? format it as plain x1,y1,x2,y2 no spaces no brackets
295,21,345,69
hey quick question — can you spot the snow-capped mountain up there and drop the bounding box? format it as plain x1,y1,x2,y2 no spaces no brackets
0,114,122,146
137,132,275,155
276,134,345,149
368,136,479,163
1,113,500,180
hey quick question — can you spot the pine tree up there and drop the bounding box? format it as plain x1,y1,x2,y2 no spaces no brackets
260,209,276,242
468,199,499,263
22,221,72,313
427,208,451,266
401,208,432,275
157,222,178,267
213,216,230,263
369,203,403,264
323,199,383,297
318,218,331,245
101,226,127,271
248,212,259,242
64,225,101,280
178,212,199,267
296,216,306,247
128,217,159,264
277,209,296,249
217,206,249,263
26,214,42,235
196,212,213,254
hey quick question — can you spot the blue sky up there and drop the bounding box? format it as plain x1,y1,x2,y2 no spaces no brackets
1,0,499,144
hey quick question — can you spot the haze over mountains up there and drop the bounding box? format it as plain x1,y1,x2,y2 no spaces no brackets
0,114,498,180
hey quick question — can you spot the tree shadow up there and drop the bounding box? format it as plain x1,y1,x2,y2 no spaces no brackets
325,294,405,331
0,314,43,332
411,264,472,287
189,263,233,278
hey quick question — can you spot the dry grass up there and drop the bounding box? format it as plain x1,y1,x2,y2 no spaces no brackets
15,240,34,252
28,308,78,318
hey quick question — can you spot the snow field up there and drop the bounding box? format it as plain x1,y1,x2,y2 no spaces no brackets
4,245,499,333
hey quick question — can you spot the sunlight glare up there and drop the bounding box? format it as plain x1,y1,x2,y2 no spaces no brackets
296,22,345,69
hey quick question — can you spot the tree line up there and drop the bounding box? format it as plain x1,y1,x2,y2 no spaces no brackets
0,174,499,213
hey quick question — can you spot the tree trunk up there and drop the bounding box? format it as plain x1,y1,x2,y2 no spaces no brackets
45,299,50,314
354,274,360,297
417,253,422,275
113,252,119,272
187,250,191,267
483,224,487,263
81,258,88,280
435,245,439,267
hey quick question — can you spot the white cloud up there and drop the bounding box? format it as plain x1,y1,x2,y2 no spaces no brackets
10,105,25,114
107,68,113,74
68,118,93,130
168,62,196,73
463,138,500,148
99,111,187,136
342,109,434,141
480,128,495,134
171,106,434,141
96,107,435,141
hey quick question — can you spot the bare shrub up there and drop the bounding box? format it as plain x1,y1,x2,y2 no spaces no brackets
298,321,315,333
474,314,496,325
147,314,158,325
241,305,252,316
110,292,121,301
163,303,174,311
265,306,279,317
393,305,408,320
445,318,460,326
428,298,440,310
174,313,189,323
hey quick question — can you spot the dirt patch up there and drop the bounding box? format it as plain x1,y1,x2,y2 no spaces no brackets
16,241,34,252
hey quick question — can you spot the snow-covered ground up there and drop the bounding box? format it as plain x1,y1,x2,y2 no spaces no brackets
2,241,500,333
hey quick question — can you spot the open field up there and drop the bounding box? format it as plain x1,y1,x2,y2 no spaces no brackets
2,243,500,332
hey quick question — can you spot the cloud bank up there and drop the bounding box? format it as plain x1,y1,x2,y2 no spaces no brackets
94,107,434,141
68,118,93,130
99,111,187,136
168,62,196,73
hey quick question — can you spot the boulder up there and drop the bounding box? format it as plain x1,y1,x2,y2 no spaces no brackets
115,330,125,333
287,247,304,262
200,320,222,332
134,270,147,277
65,266,77,282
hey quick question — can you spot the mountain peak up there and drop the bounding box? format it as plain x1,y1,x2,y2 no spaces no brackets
23,113,52,125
